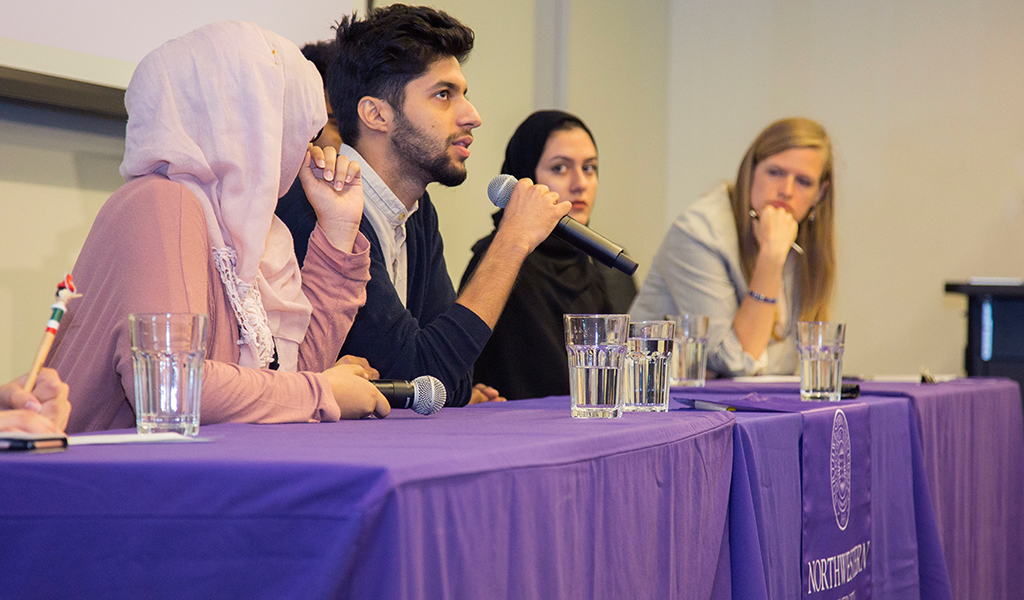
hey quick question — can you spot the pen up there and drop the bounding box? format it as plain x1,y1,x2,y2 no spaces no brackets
692,400,736,412
24,274,82,392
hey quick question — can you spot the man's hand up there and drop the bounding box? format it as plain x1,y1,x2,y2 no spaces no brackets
468,383,506,405
456,178,572,329
0,368,70,433
336,355,379,380
495,178,571,255
299,144,363,252
322,361,390,419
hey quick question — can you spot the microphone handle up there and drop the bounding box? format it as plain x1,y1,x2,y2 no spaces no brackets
371,380,416,410
552,216,639,275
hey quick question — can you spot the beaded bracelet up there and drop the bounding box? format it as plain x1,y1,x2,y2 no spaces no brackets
747,289,778,304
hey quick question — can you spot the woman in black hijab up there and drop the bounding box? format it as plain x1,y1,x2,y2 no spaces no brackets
460,110,637,400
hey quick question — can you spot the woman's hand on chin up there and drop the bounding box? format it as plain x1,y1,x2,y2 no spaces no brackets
752,205,798,265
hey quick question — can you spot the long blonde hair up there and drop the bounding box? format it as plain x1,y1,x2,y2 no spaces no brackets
729,118,835,322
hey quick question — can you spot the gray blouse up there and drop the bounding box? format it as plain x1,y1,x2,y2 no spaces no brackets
630,184,800,376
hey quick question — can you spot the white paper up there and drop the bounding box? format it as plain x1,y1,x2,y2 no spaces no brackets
868,374,959,383
731,375,800,383
967,277,1024,286
67,432,211,445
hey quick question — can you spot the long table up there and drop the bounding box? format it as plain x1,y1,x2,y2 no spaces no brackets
674,378,1024,600
876,379,1024,600
4,379,1016,599
0,397,734,600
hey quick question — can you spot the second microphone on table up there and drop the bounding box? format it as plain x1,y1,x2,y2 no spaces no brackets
486,174,639,275
372,375,447,415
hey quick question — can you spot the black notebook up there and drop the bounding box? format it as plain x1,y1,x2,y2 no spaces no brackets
0,431,68,452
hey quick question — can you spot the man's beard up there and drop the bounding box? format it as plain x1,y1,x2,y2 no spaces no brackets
389,110,468,188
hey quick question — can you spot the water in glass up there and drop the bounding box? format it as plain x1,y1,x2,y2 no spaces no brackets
672,338,708,387
133,349,204,435
625,336,674,411
799,344,843,402
567,344,625,418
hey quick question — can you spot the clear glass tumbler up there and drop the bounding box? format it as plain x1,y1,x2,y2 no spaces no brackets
797,321,846,402
130,313,208,435
564,314,630,418
666,314,709,387
624,320,675,412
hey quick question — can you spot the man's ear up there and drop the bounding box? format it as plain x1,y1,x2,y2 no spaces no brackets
357,96,393,135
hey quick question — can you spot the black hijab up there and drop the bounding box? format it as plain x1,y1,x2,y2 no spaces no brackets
461,110,634,400
500,110,597,181
488,109,597,254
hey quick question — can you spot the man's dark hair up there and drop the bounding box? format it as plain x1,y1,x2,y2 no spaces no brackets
326,4,475,146
301,40,339,78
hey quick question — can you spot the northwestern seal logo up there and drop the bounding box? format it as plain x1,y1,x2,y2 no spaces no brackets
830,409,852,531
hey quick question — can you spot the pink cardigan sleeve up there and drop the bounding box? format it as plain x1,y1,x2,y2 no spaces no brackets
194,224,371,425
297,224,372,373
52,177,370,432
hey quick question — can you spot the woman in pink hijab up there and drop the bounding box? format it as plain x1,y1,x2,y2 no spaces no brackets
48,21,390,433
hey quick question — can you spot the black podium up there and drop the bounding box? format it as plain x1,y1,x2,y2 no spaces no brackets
945,281,1024,389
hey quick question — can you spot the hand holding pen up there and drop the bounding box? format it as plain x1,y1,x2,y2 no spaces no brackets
749,208,804,256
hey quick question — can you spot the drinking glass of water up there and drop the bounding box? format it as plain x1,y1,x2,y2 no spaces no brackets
624,320,675,412
797,321,845,402
130,313,208,436
666,314,709,387
564,314,629,418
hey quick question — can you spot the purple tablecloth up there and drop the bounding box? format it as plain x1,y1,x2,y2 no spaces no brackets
862,379,1024,600
679,388,926,599
0,396,735,600
676,377,1024,600
725,409,803,599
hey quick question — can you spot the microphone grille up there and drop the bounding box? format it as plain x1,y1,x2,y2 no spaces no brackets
487,174,517,209
412,375,446,415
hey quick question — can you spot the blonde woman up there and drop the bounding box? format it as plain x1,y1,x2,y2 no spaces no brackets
630,118,835,377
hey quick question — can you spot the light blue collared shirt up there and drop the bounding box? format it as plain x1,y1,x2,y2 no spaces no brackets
339,144,419,306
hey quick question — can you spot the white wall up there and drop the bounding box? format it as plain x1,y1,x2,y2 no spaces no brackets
0,103,125,383
565,0,670,281
667,0,1024,377
0,1,354,87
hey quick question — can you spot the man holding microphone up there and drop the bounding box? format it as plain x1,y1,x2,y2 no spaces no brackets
277,5,570,407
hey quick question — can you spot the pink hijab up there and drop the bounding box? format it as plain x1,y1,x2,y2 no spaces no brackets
120,21,326,371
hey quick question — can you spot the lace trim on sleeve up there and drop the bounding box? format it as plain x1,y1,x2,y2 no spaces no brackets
212,246,275,368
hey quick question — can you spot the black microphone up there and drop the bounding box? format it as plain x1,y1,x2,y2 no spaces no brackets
487,174,639,275
371,376,446,415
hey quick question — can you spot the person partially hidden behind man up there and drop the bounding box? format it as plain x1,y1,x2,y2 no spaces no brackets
275,39,341,265
278,5,571,406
